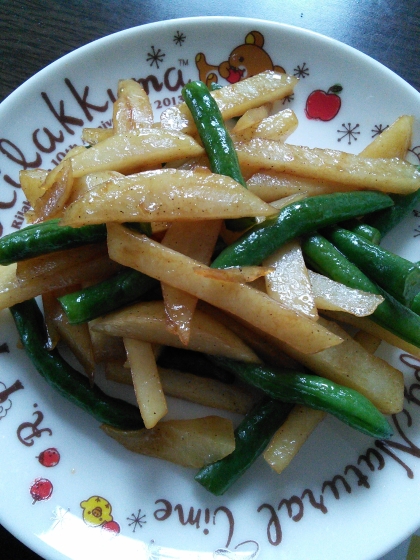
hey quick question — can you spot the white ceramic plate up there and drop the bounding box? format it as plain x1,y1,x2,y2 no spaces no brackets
1,16,420,560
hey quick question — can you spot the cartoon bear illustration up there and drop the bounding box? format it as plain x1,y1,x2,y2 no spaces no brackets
195,31,286,86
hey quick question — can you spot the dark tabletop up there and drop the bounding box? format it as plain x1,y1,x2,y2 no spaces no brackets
1,0,419,558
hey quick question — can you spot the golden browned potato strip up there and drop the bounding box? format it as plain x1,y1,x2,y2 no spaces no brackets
106,224,343,354
236,138,420,194
0,253,120,312
360,115,414,159
277,317,404,414
323,310,420,360
104,360,132,384
159,367,257,415
151,221,171,235
54,307,95,380
246,171,352,203
19,169,49,207
193,265,274,283
0,262,18,287
67,171,124,207
91,300,260,362
42,287,95,378
160,71,298,134
161,219,222,259
42,290,62,350
210,309,403,414
104,360,257,415
81,127,114,145
102,416,235,468
247,116,412,206
353,330,382,354
124,337,167,428
161,287,198,346
31,159,73,222
88,323,126,363
69,129,205,178
233,108,298,142
63,146,87,160
264,406,326,474
60,168,276,227
113,79,154,134
264,240,318,320
269,193,308,210
308,270,384,316
23,147,86,211
197,301,302,370
165,157,211,172
231,103,272,134
161,220,222,345
16,243,110,282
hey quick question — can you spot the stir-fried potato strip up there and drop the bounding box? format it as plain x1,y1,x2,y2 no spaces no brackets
232,107,299,141
106,223,343,354
32,159,73,223
124,337,167,429
160,70,298,133
264,406,326,474
102,416,236,468
105,361,257,415
323,310,420,360
81,127,114,145
246,171,353,202
277,317,404,415
161,219,222,345
60,168,275,227
0,253,120,312
16,243,110,282
264,239,318,320
44,292,95,379
308,270,384,316
353,330,382,354
230,103,272,133
236,138,420,194
19,169,49,206
193,265,275,283
69,128,205,178
113,78,154,134
91,300,261,363
360,115,413,159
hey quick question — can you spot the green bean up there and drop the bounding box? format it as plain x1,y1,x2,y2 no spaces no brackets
302,232,420,348
181,80,254,231
411,292,420,315
340,219,382,244
208,356,392,439
364,189,420,238
10,299,144,430
157,347,235,384
211,191,394,268
0,219,106,265
326,226,420,307
58,268,158,324
123,222,153,237
195,397,293,495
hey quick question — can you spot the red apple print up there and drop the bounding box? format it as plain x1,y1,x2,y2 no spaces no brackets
37,447,60,468
305,85,343,121
30,478,53,504
102,520,121,534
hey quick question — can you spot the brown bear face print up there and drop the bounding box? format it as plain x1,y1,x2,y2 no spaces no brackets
195,31,286,87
